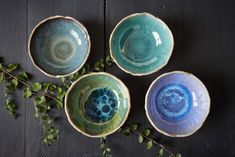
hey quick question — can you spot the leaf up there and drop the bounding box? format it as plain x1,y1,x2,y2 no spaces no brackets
34,109,39,119
142,129,151,137
138,135,144,143
80,67,86,75
5,100,17,119
6,64,18,72
94,61,100,68
61,77,65,83
47,134,54,140
49,84,56,91
7,79,18,93
32,82,42,92
145,141,153,149
57,90,66,100
85,64,90,71
0,72,4,81
158,148,164,156
129,124,138,131
34,96,46,105
94,67,100,71
69,74,74,80
57,86,62,93
17,72,29,81
122,128,131,136
55,100,63,109
100,143,106,149
175,153,182,157
105,55,111,62
23,87,32,98
42,83,51,92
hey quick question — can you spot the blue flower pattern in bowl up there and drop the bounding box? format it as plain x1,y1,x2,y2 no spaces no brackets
145,71,210,137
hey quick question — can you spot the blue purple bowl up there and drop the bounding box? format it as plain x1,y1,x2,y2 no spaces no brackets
145,71,210,137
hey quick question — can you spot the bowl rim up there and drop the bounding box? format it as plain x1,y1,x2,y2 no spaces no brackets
145,71,211,137
109,12,174,76
64,72,131,138
28,15,91,78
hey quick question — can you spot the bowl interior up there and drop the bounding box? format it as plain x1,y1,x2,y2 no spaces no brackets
65,73,130,137
146,72,210,137
110,13,173,75
29,17,90,77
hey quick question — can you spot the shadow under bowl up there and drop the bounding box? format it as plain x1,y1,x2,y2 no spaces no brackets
65,72,131,138
28,16,90,78
145,71,210,137
110,12,174,76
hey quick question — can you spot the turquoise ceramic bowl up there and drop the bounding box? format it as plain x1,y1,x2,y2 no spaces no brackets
110,13,174,76
65,72,131,137
145,71,210,137
28,16,90,78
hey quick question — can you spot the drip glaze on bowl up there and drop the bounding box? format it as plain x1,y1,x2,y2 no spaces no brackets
145,71,210,137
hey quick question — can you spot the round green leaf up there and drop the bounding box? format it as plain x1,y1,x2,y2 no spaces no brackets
145,141,153,149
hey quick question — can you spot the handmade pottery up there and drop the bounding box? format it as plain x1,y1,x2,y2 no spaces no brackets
110,12,174,76
28,15,90,78
145,71,210,137
65,72,130,137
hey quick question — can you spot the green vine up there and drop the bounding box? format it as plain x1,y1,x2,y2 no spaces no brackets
121,124,182,157
100,137,112,157
0,55,182,156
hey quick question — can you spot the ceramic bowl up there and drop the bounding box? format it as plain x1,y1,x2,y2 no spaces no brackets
65,72,130,137
145,71,210,137
28,16,90,78
110,12,174,76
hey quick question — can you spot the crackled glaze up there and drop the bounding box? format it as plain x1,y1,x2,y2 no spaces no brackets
145,71,210,137
28,16,90,77
155,83,192,122
65,72,130,138
84,88,118,123
110,13,174,76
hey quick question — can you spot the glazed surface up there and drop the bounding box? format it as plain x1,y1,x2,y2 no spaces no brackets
110,13,173,75
146,72,210,136
66,73,130,137
30,17,90,76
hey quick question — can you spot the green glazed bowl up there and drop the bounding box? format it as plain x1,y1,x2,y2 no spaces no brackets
110,13,174,76
65,72,131,137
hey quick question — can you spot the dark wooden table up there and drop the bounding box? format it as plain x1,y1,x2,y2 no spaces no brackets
0,0,235,157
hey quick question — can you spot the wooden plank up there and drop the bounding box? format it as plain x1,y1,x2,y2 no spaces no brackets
0,0,27,157
106,0,235,157
105,0,185,156
26,0,104,157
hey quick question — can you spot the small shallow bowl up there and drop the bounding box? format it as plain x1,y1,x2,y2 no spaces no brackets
65,72,130,137
28,15,90,78
145,71,210,137
110,12,174,76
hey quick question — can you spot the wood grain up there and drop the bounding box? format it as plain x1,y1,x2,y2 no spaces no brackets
0,0,27,156
0,0,235,156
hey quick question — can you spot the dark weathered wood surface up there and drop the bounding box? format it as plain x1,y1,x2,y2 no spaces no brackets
0,0,235,156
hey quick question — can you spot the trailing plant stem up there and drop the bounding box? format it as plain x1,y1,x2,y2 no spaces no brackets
0,67,58,101
133,130,174,156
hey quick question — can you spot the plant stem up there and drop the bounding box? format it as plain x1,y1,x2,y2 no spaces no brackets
133,130,175,156
0,67,58,102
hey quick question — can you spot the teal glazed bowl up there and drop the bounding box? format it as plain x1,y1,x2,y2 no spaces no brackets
145,71,210,137
28,16,90,78
65,72,131,137
110,13,174,76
